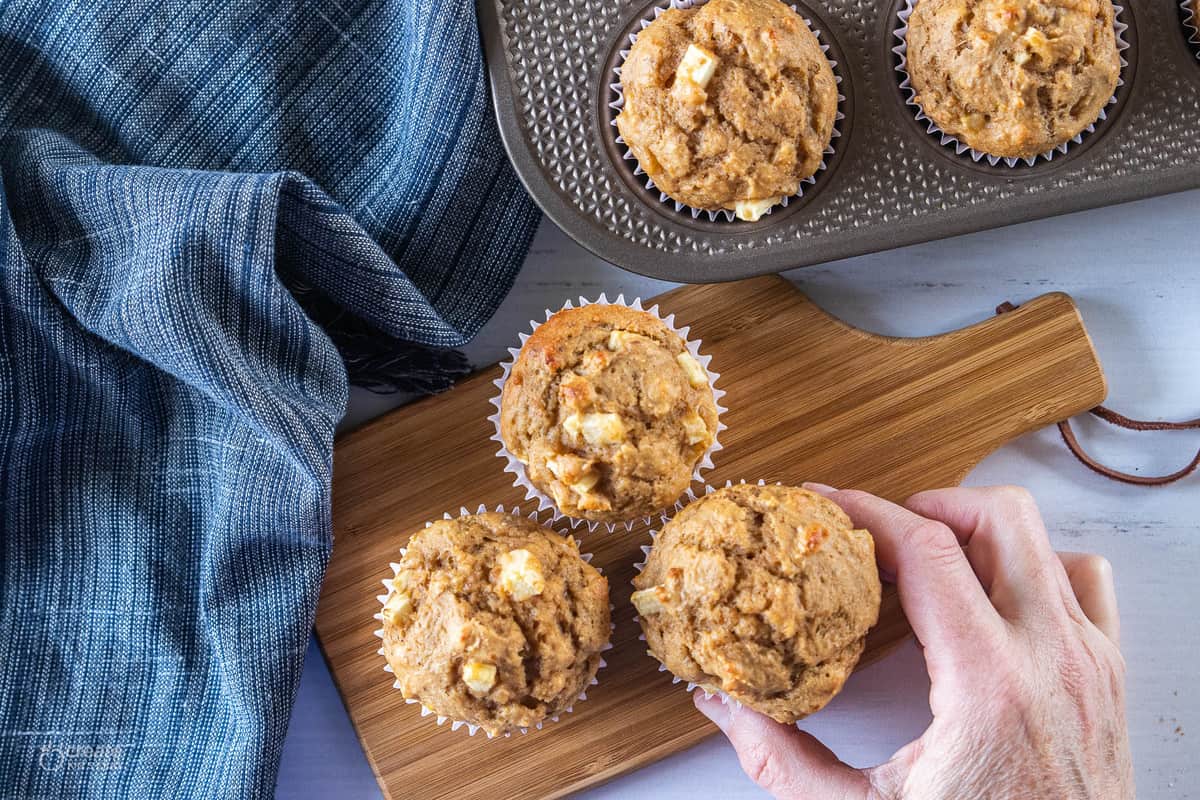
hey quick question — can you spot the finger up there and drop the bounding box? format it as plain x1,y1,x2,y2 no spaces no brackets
1058,551,1120,645
906,486,1063,618
695,693,870,800
804,484,1002,666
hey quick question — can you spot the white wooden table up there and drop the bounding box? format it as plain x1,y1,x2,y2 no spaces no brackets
277,189,1200,799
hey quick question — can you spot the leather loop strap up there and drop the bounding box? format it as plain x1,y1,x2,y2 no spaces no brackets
996,300,1199,486
1057,413,1200,486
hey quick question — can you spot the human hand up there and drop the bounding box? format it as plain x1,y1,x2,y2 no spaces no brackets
694,485,1134,800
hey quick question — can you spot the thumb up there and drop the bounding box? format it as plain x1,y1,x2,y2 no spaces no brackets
695,693,872,799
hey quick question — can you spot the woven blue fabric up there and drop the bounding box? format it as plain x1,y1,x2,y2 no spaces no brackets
0,1,538,797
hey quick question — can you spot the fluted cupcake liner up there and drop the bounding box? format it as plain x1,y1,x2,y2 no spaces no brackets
373,503,615,739
1184,0,1200,59
608,0,845,222
487,294,727,533
893,0,1130,167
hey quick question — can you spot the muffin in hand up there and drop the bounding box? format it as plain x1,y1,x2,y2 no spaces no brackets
500,303,720,524
616,0,838,219
906,0,1120,159
378,512,610,737
633,484,880,722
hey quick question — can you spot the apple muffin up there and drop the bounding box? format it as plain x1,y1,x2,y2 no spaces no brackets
906,0,1120,159
633,484,880,722
378,512,610,736
615,0,838,219
500,303,719,523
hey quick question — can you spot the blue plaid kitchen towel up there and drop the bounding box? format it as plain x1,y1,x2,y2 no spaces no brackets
0,1,539,796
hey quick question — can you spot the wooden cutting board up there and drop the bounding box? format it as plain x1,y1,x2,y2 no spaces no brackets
315,275,1107,800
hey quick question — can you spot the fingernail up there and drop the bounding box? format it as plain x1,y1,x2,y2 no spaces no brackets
694,692,732,732
802,482,838,495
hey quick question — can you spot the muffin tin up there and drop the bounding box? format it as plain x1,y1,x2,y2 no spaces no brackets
478,0,1200,281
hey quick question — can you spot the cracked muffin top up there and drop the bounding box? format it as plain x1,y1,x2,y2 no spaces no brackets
379,512,610,736
500,304,719,523
632,484,880,723
614,0,838,219
906,0,1120,159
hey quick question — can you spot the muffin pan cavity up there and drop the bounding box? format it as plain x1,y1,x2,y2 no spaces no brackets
479,0,1200,281
1183,0,1200,61
605,0,851,227
891,0,1136,174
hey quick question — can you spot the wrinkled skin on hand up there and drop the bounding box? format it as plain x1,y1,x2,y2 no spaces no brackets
696,485,1135,800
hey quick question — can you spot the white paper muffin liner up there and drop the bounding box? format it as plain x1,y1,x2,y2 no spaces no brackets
487,294,727,534
630,480,785,711
373,503,615,739
608,0,845,222
893,0,1130,167
1184,0,1200,59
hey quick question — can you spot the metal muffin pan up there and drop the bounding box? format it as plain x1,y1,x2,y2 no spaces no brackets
478,0,1200,282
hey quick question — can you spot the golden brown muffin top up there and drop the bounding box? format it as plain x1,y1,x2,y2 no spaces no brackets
906,0,1120,159
500,304,719,523
633,484,880,722
380,512,610,736
615,0,838,216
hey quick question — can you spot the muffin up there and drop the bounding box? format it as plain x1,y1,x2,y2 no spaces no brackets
378,512,610,736
615,0,838,219
632,484,880,722
500,304,719,523
906,0,1121,160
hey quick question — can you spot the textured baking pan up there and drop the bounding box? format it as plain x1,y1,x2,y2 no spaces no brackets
478,0,1200,282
